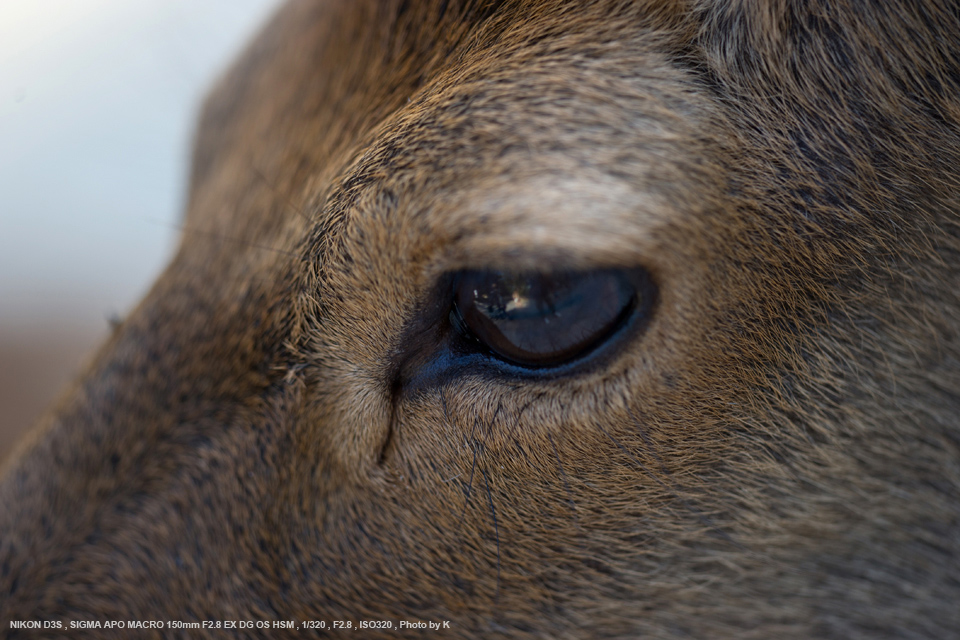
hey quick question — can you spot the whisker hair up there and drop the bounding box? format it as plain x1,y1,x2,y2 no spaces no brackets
481,465,501,598
248,162,312,225
145,218,299,258
547,432,579,524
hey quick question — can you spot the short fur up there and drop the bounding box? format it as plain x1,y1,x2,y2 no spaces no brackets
2,0,959,637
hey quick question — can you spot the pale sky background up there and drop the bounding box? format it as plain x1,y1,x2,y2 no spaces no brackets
0,0,284,330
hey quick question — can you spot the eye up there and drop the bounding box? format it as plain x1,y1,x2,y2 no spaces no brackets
451,268,653,368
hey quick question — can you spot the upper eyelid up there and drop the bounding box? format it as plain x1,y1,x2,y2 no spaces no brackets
420,248,657,289
405,170,672,273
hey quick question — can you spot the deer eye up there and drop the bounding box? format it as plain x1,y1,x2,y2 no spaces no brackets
451,268,652,368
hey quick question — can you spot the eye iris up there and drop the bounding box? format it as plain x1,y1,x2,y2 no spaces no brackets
453,269,640,367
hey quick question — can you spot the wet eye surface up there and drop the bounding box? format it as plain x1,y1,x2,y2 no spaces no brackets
451,268,655,368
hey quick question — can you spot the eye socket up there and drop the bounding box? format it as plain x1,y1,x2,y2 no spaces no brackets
451,268,652,368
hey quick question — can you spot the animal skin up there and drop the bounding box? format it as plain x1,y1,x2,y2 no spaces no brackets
2,0,959,637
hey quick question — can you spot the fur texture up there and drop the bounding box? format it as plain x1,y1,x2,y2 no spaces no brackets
2,0,959,637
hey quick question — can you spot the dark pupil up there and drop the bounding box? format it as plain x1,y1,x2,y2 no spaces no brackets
453,270,637,367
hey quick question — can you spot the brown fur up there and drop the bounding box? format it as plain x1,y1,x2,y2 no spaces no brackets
3,0,960,637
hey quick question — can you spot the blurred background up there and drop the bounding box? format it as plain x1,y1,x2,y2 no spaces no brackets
0,0,283,462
